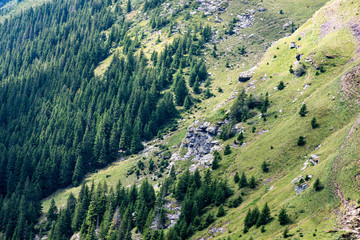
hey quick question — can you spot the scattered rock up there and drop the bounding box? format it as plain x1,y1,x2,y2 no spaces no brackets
238,66,257,82
290,42,296,49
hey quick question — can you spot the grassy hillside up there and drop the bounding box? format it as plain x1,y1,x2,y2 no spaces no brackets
40,0,360,239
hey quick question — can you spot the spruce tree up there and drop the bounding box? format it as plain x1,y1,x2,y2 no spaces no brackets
277,81,285,90
249,176,256,189
224,144,231,155
216,204,225,217
212,157,219,170
234,172,240,183
174,73,188,106
183,95,192,110
127,0,132,13
299,104,307,117
72,156,85,187
278,208,290,225
313,178,323,191
239,172,248,188
256,202,271,227
261,160,269,173
47,199,58,222
297,136,306,146
311,117,319,129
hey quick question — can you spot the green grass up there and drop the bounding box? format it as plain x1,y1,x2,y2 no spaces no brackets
42,0,360,239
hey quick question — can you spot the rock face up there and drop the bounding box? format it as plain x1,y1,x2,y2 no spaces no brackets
179,120,222,172
238,66,257,82
292,175,312,194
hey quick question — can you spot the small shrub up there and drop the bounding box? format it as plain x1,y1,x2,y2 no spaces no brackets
277,81,285,90
297,136,306,146
283,228,289,238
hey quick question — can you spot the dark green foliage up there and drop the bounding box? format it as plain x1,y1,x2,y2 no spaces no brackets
224,144,231,155
256,203,271,227
184,96,192,110
204,88,213,99
47,199,58,223
219,124,235,140
237,132,244,144
212,157,219,170
289,65,294,74
311,117,319,129
249,176,257,189
171,170,232,238
299,104,308,117
313,178,323,191
239,172,248,188
261,160,269,173
230,90,267,122
217,204,225,217
244,207,260,229
277,81,285,90
234,172,240,183
174,73,189,106
143,0,164,11
127,0,132,12
297,136,306,146
283,227,289,238
228,195,243,208
278,208,291,225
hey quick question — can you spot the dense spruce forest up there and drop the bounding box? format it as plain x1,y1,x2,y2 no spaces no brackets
43,169,233,240
0,0,212,238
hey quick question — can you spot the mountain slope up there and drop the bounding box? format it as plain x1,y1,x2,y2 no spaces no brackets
1,0,359,239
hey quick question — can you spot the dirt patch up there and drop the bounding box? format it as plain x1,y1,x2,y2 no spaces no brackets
341,65,360,104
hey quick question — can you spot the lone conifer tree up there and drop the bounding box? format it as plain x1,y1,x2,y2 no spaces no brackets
299,104,307,117
278,208,290,225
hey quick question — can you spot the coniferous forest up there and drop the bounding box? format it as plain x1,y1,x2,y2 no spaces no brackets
1,0,355,238
0,0,213,238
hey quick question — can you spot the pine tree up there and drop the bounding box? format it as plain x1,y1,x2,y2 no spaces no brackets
239,172,248,188
174,73,188,106
193,79,201,94
261,160,269,173
299,104,307,117
47,199,58,222
256,202,271,227
277,81,285,90
216,204,225,217
278,208,290,225
234,172,240,183
249,176,256,189
311,117,319,129
313,178,323,191
127,0,132,13
212,157,219,170
131,117,144,154
297,136,306,146
183,95,192,110
72,156,85,187
224,144,231,155
237,132,244,144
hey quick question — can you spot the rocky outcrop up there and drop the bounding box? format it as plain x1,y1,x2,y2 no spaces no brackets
178,120,223,172
292,175,312,194
238,66,257,82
